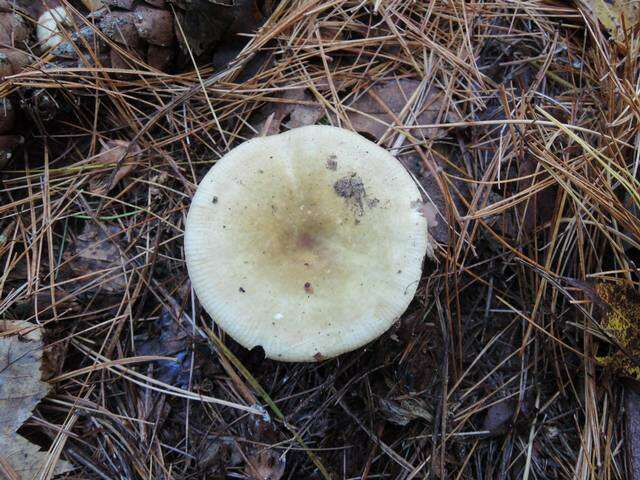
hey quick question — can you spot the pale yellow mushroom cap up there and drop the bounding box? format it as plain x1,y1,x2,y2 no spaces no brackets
185,125,429,362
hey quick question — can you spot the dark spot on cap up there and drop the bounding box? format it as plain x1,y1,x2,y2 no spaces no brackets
239,287,245,293
326,155,338,170
297,233,315,249
304,282,314,294
334,173,365,200
334,173,379,217
212,196,218,204
314,352,325,361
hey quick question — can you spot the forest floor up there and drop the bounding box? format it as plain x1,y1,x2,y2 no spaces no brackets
2,0,640,478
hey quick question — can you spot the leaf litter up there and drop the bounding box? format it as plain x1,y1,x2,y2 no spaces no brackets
0,320,73,479
3,0,640,478
89,139,141,196
337,79,460,143
581,0,640,40
135,307,194,387
63,222,128,294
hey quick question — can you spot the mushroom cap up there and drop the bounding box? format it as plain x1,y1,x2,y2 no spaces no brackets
37,6,71,51
185,125,429,362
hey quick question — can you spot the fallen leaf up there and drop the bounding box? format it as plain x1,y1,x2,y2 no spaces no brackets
482,398,515,435
148,171,170,199
147,44,173,71
10,287,79,319
0,10,29,47
135,308,193,386
399,151,464,247
378,397,433,426
103,0,135,9
174,0,263,57
133,4,174,47
64,222,128,294
254,88,323,136
0,320,74,479
582,0,640,40
89,139,140,195
197,438,223,469
81,0,104,11
244,448,285,480
517,154,558,236
0,322,49,434
98,11,142,49
339,79,459,143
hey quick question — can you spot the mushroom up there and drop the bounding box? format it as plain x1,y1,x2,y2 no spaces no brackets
36,4,73,51
184,125,429,362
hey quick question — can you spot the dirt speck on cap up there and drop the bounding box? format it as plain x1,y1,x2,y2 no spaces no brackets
313,352,324,361
326,155,337,170
334,173,367,215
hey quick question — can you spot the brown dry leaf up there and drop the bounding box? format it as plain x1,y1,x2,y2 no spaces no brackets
10,287,80,319
482,399,515,435
245,449,285,480
0,320,73,479
89,139,140,196
399,152,463,248
135,309,193,386
582,0,640,39
133,5,174,47
340,79,459,143
516,154,558,236
255,88,324,136
378,397,433,426
81,0,104,11
175,0,263,57
64,223,128,294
